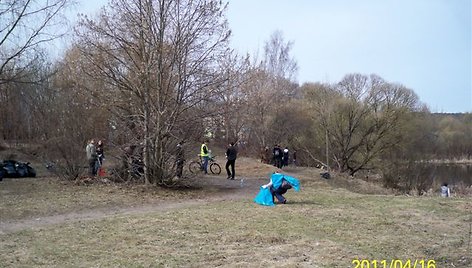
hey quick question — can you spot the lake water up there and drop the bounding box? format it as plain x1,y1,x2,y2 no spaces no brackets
428,163,472,186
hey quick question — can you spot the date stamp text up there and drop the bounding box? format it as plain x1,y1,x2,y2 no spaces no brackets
352,259,436,268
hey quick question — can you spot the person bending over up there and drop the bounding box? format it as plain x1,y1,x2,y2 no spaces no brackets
262,175,294,204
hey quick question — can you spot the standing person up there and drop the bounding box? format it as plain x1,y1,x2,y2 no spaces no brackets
264,146,271,164
282,147,289,167
96,140,105,176
440,183,451,197
273,144,283,168
96,140,105,166
293,150,297,166
175,141,185,179
200,140,210,174
225,142,238,180
86,139,98,176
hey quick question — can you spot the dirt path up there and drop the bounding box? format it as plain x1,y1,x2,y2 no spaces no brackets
0,176,267,234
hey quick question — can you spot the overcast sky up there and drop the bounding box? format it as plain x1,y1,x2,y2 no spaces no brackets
76,0,471,113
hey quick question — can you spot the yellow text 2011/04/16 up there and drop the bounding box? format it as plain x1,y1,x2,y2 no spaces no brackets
351,259,436,268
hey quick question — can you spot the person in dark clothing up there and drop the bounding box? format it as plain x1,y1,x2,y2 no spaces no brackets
225,142,238,180
175,141,185,179
273,144,283,168
271,179,292,203
264,146,271,164
96,140,105,166
95,140,106,176
262,177,293,204
94,140,105,176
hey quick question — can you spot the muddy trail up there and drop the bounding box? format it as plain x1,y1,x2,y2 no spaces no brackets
0,175,268,234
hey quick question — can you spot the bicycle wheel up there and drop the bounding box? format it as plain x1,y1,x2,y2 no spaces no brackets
189,161,202,174
210,163,221,175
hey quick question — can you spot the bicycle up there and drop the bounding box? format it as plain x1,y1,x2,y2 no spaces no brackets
188,155,221,175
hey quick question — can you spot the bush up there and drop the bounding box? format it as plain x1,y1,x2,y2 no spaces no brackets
39,137,86,180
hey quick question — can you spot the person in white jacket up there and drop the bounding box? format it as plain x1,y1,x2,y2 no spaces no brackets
85,139,98,176
440,183,451,197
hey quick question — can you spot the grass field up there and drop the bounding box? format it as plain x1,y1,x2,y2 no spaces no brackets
1,157,471,267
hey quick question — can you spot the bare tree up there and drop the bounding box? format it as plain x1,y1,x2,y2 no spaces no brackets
304,74,420,176
0,0,73,144
0,52,51,140
211,51,251,143
263,30,298,83
75,0,231,184
244,31,298,149
0,0,72,83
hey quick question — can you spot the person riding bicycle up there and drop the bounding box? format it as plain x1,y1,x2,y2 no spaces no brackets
200,140,210,174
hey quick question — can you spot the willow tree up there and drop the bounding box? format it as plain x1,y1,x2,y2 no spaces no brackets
76,0,230,184
304,74,420,175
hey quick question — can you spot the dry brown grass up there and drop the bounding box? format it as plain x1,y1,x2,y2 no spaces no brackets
1,157,471,267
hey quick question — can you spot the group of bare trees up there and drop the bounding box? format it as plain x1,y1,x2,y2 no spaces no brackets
300,74,421,175
71,0,234,184
1,0,471,186
1,0,70,84
1,0,71,140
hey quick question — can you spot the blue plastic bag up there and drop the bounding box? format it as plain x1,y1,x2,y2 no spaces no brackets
270,173,300,192
254,186,274,206
254,173,301,206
